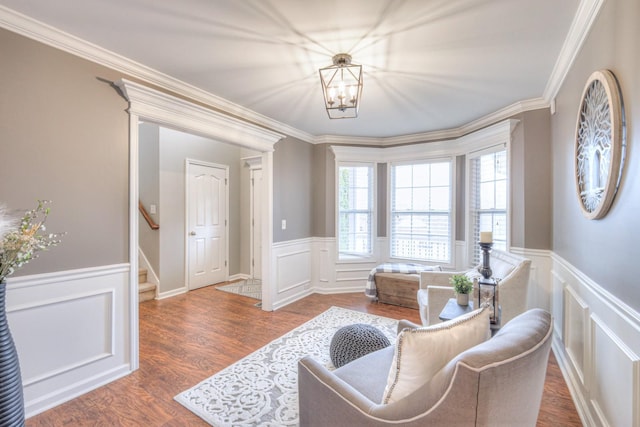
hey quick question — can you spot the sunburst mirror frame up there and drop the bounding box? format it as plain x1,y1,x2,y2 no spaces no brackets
574,69,626,220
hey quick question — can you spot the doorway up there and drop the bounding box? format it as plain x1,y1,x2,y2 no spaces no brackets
250,167,262,280
118,78,282,370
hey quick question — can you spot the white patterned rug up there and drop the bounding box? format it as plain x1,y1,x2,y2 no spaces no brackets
216,279,262,300
175,306,398,426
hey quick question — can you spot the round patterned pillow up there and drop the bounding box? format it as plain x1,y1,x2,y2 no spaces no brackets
330,323,391,368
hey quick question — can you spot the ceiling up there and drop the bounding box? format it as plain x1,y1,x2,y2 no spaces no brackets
0,0,581,140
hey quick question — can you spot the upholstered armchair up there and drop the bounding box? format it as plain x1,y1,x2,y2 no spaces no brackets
417,249,531,326
298,309,552,426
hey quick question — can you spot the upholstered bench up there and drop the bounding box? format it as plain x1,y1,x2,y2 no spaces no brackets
366,264,441,310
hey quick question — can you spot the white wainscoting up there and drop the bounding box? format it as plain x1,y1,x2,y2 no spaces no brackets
6,264,132,418
312,237,377,295
550,254,640,427
311,237,335,292
510,247,552,312
271,238,313,310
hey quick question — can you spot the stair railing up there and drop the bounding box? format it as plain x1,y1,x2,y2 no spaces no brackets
139,201,159,230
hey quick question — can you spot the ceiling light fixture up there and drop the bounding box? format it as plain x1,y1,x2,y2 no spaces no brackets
319,53,363,119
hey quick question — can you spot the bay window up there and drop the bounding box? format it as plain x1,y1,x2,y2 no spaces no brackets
337,163,374,260
468,147,507,265
390,160,452,263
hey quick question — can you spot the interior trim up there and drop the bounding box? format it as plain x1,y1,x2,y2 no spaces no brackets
0,3,600,145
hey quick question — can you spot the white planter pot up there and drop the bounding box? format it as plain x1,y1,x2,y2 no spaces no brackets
456,293,469,306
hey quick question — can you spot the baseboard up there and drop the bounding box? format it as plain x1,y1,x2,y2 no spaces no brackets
26,364,131,418
138,248,159,287
228,273,250,282
157,286,188,300
272,288,313,311
551,339,593,426
312,285,363,295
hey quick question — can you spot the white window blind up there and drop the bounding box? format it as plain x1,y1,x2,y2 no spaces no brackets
338,164,374,260
469,149,507,265
390,160,451,263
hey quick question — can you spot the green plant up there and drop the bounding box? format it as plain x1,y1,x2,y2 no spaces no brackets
450,274,473,294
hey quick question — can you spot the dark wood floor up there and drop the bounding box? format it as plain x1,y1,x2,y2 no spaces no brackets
26,284,583,426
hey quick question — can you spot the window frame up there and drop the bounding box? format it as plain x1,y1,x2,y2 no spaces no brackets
335,160,377,263
387,156,455,268
466,143,510,267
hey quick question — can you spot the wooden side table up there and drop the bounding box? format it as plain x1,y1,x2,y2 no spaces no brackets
439,298,501,334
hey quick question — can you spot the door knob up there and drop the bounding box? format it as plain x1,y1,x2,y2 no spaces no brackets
190,231,196,236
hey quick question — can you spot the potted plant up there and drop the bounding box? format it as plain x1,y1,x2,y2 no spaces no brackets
0,200,63,425
450,274,473,306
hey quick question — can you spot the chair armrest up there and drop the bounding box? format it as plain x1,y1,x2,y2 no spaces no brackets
419,271,456,289
426,285,455,325
298,356,382,425
397,319,421,334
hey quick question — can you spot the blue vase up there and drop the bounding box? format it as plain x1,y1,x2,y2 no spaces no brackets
0,281,25,426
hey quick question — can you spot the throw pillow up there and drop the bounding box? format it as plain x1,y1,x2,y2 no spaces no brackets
382,306,490,404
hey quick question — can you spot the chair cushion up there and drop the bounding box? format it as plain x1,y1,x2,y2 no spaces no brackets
333,345,396,403
382,306,490,404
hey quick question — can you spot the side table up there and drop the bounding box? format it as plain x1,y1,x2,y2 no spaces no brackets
439,298,501,334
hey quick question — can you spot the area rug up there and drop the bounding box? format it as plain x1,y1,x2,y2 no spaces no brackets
216,279,262,300
174,306,398,426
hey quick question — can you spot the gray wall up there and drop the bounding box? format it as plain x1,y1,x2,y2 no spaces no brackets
377,163,387,238
0,28,129,275
551,0,640,310
158,127,243,293
511,109,552,250
311,144,335,238
139,123,160,273
273,137,314,242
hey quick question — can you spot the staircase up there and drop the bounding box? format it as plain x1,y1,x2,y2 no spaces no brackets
138,268,157,302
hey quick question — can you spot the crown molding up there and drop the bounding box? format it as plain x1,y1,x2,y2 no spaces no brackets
330,119,519,163
0,1,599,146
543,0,605,102
314,98,545,146
0,5,314,143
116,79,284,152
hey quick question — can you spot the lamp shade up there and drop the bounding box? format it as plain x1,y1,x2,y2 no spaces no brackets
319,53,363,119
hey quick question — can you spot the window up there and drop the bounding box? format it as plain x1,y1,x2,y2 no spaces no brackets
338,163,374,260
390,160,452,263
469,148,507,265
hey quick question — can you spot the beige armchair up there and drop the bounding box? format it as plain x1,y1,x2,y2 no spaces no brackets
298,309,552,426
418,249,532,326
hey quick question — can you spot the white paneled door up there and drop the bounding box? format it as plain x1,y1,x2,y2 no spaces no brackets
187,161,228,290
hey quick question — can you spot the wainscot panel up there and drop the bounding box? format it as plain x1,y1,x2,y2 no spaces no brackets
6,264,131,418
551,254,640,427
511,247,551,312
564,285,589,386
272,238,313,310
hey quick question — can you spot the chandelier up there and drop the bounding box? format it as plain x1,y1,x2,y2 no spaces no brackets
319,53,363,119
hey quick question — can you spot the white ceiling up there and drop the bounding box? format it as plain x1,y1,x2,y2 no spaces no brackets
0,0,581,139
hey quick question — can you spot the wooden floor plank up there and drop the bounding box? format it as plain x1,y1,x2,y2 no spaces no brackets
26,285,582,426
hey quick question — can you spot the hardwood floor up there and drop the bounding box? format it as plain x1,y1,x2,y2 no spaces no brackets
26,285,583,426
